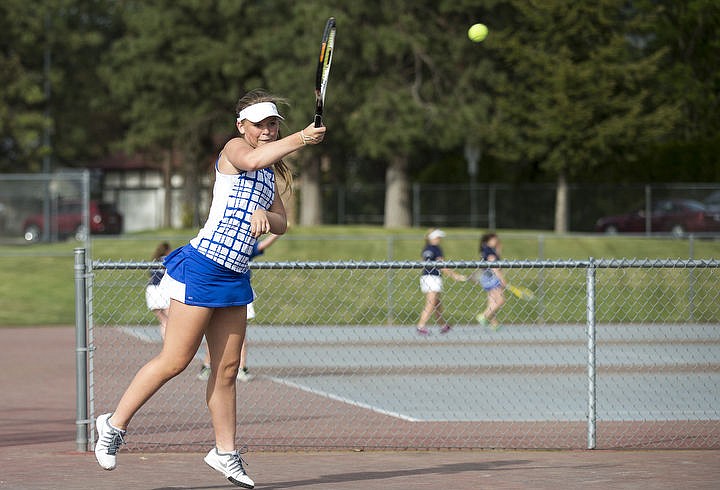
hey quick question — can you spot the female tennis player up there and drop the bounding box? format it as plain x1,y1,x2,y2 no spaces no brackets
416,229,466,335
94,89,325,488
476,232,506,331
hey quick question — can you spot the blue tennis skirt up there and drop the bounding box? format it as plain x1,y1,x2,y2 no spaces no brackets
160,244,255,308
480,271,503,291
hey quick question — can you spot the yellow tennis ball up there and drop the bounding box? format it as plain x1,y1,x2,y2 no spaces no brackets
468,23,488,42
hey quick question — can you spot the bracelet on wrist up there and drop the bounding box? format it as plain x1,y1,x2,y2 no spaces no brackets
301,129,317,145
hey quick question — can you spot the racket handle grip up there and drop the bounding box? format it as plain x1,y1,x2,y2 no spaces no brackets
314,114,322,127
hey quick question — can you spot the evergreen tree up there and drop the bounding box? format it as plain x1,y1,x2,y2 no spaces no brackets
100,0,268,225
484,0,679,231
0,0,120,172
0,1,52,172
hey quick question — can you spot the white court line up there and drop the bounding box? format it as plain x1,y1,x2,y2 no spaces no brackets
120,326,161,343
268,376,423,423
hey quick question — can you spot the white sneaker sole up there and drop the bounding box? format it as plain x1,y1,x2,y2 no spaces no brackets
204,453,254,488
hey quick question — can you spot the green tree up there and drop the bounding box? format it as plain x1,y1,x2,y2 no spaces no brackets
7,0,707,231
0,0,120,173
335,0,500,227
485,0,680,232
50,0,121,168
244,1,335,225
0,1,49,172
100,0,274,226
650,0,720,140
630,0,720,182
247,0,485,227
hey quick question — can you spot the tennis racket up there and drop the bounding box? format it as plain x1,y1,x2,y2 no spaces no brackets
314,17,336,127
506,284,535,301
467,271,535,301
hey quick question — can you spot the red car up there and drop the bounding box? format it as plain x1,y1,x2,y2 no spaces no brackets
595,199,720,236
23,199,123,242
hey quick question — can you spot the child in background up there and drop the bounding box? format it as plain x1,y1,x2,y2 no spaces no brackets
476,232,506,331
145,242,171,338
416,229,466,335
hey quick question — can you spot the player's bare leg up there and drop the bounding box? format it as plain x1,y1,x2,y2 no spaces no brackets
111,301,210,429
203,305,254,487
417,292,440,334
205,305,246,451
96,300,209,470
433,297,452,333
482,289,506,330
433,298,446,323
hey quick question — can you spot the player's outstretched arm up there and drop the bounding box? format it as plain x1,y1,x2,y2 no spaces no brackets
224,123,326,172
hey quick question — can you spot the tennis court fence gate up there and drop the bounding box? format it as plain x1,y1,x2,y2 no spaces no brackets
74,250,720,452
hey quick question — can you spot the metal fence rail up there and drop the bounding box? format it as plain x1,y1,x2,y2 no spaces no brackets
75,253,720,451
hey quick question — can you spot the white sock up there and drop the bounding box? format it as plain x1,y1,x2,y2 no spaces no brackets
108,415,126,433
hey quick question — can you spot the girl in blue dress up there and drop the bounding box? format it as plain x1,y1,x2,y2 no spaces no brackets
95,89,326,488
476,233,506,331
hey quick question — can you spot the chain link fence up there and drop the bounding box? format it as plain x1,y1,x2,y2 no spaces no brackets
321,182,720,231
92,178,720,232
77,255,720,451
0,171,91,245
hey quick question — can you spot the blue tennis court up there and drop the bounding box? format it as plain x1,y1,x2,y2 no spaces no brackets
119,323,720,424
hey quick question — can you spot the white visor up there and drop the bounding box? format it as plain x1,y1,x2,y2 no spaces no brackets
236,102,284,123
428,229,447,240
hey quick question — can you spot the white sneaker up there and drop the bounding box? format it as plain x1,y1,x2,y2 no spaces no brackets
236,368,254,382
94,413,125,470
204,447,254,488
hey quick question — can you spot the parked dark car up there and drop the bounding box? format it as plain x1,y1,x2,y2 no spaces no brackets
594,199,720,236
23,199,123,242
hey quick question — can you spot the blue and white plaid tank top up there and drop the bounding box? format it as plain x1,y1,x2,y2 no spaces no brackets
190,164,275,273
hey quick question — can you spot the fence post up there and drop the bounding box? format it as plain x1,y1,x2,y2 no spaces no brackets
586,257,597,449
74,248,89,452
81,169,90,251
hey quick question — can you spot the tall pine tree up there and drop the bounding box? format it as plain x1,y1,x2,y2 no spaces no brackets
485,0,679,231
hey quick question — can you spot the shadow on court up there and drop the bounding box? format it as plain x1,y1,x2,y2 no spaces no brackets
255,460,533,490
1,327,719,490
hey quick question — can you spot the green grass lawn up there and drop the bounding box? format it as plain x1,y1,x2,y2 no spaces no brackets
1,226,718,326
